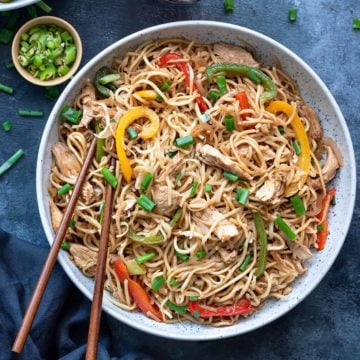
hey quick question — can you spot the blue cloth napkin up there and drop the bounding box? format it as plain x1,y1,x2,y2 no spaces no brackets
0,229,152,360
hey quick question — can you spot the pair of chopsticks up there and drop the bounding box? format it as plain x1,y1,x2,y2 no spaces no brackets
12,137,115,359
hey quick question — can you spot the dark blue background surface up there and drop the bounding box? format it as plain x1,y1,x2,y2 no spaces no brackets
0,0,359,359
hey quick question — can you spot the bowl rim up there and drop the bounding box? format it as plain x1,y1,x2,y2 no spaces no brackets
11,16,83,87
0,0,38,12
36,20,356,341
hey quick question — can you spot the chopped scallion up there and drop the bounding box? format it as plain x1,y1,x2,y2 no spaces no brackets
160,80,172,91
208,90,220,102
224,115,235,131
166,300,187,314
151,275,166,291
0,29,13,45
189,295,198,301
60,105,81,124
136,252,156,264
204,183,212,193
331,196,336,206
26,5,38,18
0,83,13,95
18,110,43,117
288,7,298,22
317,224,324,231
141,172,153,192
236,188,250,205
0,149,24,177
175,171,182,184
175,251,189,262
224,0,235,13
190,180,199,198
137,194,156,212
61,241,70,251
239,255,252,272
69,219,76,230
290,195,306,216
5,62,15,70
44,86,60,101
127,127,138,140
174,135,195,148
101,167,118,188
58,183,73,196
292,139,302,155
166,150,178,158
278,126,285,135
36,1,52,13
99,201,105,224
353,18,360,30
98,73,121,85
275,215,297,241
223,171,239,182
169,278,179,286
196,250,206,258
2,121,12,132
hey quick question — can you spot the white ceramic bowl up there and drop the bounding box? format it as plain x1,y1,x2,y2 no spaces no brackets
36,21,356,341
0,0,38,11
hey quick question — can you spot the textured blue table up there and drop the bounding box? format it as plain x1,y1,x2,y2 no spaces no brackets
0,0,359,358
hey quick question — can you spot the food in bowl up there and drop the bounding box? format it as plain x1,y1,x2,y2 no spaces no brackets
17,23,77,81
48,38,343,326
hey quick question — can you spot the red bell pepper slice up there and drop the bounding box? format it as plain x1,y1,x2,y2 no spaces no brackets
235,91,254,129
158,53,208,112
188,298,253,318
114,259,162,321
316,188,336,251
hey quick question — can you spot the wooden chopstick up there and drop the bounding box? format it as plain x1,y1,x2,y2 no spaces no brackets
12,137,97,354
85,158,115,360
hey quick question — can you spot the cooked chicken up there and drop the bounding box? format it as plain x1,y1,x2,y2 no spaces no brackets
287,240,313,261
197,144,251,180
81,82,96,104
219,248,238,264
158,158,185,183
123,192,137,216
52,143,81,183
153,184,182,215
80,182,96,205
49,199,63,233
213,43,259,67
78,104,94,128
255,180,275,202
200,208,240,241
300,105,323,142
69,244,97,277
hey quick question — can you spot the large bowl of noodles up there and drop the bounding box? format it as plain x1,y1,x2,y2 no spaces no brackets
36,21,356,340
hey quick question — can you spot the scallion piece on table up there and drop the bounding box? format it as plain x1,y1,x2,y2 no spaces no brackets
0,83,13,95
239,255,252,272
69,219,76,230
189,180,199,198
98,74,121,85
275,215,297,241
44,86,60,101
204,183,212,193
290,195,306,216
127,127,138,140
292,139,302,155
288,7,298,22
169,278,179,286
160,80,172,91
60,105,81,124
278,126,285,135
5,62,15,69
151,275,166,291
353,19,360,29
36,1,52,13
208,90,220,102
223,171,239,182
27,5,38,18
166,301,187,314
5,12,20,30
61,241,70,251
18,110,43,117
196,250,206,259
236,188,250,205
57,183,73,196
0,149,24,177
2,121,12,132
189,295,198,301
101,167,118,188
224,115,235,131
175,171,182,184
141,172,153,192
224,0,235,13
174,135,195,148
175,251,189,262
136,252,156,264
0,29,13,45
99,201,105,224
216,75,227,95
137,194,156,212
166,150,178,158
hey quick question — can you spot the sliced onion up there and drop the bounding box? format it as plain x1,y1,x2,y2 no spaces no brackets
321,137,344,167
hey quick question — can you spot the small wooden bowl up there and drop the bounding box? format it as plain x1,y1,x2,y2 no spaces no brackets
12,16,83,87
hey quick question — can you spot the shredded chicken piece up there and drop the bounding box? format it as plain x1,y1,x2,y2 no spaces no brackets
158,158,185,183
78,105,94,128
286,239,313,260
49,199,63,233
191,54,208,72
123,192,137,216
81,82,96,104
69,244,97,277
300,105,323,142
219,248,238,264
80,182,96,205
255,180,275,202
213,43,259,67
197,144,251,180
52,143,81,183
153,184,182,215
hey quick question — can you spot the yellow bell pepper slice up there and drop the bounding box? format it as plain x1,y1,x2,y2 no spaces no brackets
134,90,159,100
115,107,160,183
266,101,311,196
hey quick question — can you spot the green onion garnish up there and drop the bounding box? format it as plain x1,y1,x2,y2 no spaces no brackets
193,310,200,318
98,73,121,85
290,195,306,216
166,300,187,314
151,275,166,291
169,278,179,286
69,219,76,230
196,250,206,258
2,121,11,132
224,0,235,13
127,127,138,140
353,18,360,30
18,110,43,117
58,183,73,196
169,208,183,228
99,201,105,224
60,105,82,124
27,5,38,18
278,126,285,135
136,252,156,264
331,196,336,206
166,150,178,158
0,29,13,45
0,149,24,177
224,115,235,131
61,241,70,251
239,255,252,272
141,172,153,192
0,83,13,95
317,224,324,231
292,139,302,155
189,295,198,301
174,135,195,148
236,188,250,205
288,7,297,22
5,12,19,30
44,86,60,101
137,194,156,212
204,183,212,193
223,171,239,182
208,90,220,102
175,171,182,184
36,1,52,13
5,62,15,69
160,80,172,91
189,180,199,198
216,75,227,95
101,167,118,188
175,251,189,262
275,215,297,241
